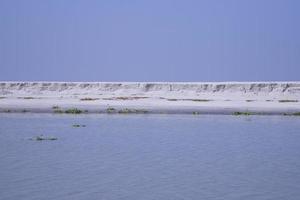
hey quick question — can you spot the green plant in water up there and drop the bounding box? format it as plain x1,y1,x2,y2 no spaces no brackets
72,124,86,128
65,108,83,114
191,99,210,102
278,100,298,103
80,97,99,101
118,108,148,114
53,109,63,114
30,135,58,141
233,111,252,116
167,99,178,101
106,107,116,113
283,112,300,116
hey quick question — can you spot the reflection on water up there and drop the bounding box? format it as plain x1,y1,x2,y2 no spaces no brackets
0,114,300,200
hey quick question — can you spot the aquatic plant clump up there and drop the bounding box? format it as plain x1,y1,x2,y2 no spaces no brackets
80,98,99,101
29,135,58,141
233,111,252,116
52,106,60,109
72,124,86,128
118,108,148,114
65,108,83,114
284,112,300,116
278,100,298,103
106,107,116,113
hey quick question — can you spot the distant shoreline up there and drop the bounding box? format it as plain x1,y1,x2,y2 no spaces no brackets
0,82,299,115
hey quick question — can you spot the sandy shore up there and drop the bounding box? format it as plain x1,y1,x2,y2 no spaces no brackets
0,82,300,115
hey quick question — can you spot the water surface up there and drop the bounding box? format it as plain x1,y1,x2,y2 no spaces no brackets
0,114,300,200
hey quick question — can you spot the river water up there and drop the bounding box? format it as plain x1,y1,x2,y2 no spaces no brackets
0,114,300,200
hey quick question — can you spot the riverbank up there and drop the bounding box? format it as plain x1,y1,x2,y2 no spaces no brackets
1,82,300,115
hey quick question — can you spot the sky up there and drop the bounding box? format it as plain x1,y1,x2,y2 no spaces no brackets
0,0,299,82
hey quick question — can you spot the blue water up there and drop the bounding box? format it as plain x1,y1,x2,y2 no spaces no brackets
0,114,300,200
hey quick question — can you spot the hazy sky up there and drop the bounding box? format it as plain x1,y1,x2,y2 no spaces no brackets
0,0,299,81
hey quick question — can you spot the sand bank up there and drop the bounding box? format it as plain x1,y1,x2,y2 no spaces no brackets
0,82,300,115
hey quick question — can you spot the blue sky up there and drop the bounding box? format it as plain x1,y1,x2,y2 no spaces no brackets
0,0,299,81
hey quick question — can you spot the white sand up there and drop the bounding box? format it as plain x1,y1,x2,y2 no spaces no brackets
0,82,300,115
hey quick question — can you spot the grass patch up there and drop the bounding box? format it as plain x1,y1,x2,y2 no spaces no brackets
65,108,83,114
80,97,99,101
118,108,148,114
293,112,300,116
278,100,298,103
233,111,252,116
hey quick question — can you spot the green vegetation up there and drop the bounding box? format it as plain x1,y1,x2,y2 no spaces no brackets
233,111,252,116
116,96,148,100
72,124,86,128
53,106,86,114
166,98,210,102
106,107,116,113
103,96,148,100
65,108,83,114
166,98,178,101
19,97,35,99
106,107,148,114
80,97,99,101
192,111,200,115
30,135,58,141
191,99,210,102
52,106,63,114
278,100,298,103
53,109,64,114
118,108,148,114
284,112,300,116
